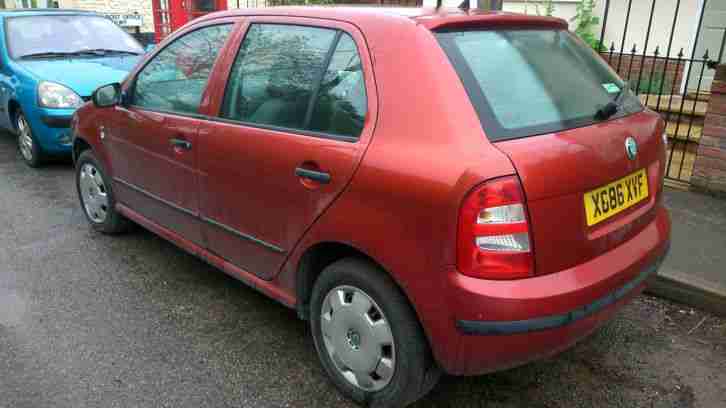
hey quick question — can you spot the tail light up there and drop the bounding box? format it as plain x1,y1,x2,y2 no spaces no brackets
457,176,535,280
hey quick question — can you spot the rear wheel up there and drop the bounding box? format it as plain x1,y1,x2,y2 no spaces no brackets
16,111,44,168
310,258,440,407
75,149,129,234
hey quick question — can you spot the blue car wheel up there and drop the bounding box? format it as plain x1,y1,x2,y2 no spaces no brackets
16,111,44,168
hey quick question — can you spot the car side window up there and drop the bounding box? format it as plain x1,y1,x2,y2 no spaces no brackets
132,24,232,114
220,24,338,130
307,34,367,138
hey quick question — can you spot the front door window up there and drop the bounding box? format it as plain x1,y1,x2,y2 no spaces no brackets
132,24,232,114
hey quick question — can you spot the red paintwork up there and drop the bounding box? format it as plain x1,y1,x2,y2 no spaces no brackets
450,207,669,374
73,7,671,376
196,17,379,280
107,109,205,244
495,110,667,276
118,202,297,307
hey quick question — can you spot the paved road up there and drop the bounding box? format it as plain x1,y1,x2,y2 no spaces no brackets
650,188,726,317
1,133,725,408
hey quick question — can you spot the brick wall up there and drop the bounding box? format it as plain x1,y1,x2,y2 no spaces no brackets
600,52,685,94
692,65,726,196
59,0,155,33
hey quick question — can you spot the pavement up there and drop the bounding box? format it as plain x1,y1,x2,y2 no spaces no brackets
648,188,726,317
1,132,726,407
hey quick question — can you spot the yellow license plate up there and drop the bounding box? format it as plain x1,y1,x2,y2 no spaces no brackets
584,169,648,226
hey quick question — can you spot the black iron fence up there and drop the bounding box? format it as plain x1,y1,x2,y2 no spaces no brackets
597,0,723,185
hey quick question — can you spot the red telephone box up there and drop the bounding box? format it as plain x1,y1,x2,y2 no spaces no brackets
151,0,227,43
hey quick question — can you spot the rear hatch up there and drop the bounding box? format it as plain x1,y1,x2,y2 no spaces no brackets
437,27,667,275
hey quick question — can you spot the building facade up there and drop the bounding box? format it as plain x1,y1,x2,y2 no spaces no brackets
0,0,57,8
58,0,154,33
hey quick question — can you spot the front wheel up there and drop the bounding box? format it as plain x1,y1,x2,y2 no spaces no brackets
16,112,44,168
310,258,440,407
75,149,129,234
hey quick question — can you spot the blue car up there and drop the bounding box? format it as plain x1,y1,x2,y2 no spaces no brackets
0,9,144,167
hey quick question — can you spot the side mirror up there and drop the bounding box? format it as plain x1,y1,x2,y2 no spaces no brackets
92,83,121,108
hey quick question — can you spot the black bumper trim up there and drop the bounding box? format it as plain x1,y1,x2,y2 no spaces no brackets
40,115,72,128
456,246,669,336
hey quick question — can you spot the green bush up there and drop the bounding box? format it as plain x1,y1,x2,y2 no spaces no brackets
523,0,555,17
542,0,555,16
571,0,603,51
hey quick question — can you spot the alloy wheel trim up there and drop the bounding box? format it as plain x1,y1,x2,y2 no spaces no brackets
17,115,34,162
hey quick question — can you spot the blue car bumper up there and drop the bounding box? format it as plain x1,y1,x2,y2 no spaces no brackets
27,107,76,155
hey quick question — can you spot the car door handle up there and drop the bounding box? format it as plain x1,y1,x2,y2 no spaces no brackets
169,137,192,150
295,167,331,184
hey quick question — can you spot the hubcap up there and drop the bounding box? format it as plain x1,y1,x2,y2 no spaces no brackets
17,116,33,162
320,285,395,391
346,329,362,350
79,163,109,223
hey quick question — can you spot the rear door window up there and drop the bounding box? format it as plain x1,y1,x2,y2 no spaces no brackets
437,29,643,141
307,33,367,138
220,24,367,140
221,24,337,130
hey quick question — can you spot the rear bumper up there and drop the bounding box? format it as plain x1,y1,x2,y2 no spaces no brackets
456,252,664,335
431,205,670,375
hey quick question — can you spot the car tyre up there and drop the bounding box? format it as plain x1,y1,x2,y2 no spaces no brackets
15,111,45,168
75,149,129,234
310,258,440,407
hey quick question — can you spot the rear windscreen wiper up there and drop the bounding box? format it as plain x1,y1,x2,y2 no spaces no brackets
595,81,630,121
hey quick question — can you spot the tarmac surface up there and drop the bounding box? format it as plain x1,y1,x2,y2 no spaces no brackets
650,188,726,317
1,133,725,407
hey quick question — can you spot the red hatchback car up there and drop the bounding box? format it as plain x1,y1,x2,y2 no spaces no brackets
72,7,671,407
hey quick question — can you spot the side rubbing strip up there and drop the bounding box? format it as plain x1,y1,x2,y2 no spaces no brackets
113,177,285,254
456,247,668,335
113,177,197,217
202,216,285,254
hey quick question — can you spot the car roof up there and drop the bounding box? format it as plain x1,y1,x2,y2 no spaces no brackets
0,9,100,18
195,6,568,32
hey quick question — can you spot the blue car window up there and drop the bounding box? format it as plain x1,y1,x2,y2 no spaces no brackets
6,15,144,59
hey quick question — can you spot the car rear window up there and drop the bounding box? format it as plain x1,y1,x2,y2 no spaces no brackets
436,29,643,141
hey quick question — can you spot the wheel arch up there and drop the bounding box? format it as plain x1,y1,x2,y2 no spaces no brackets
72,136,92,165
8,99,21,128
295,240,443,387
295,241,421,328
296,241,362,320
